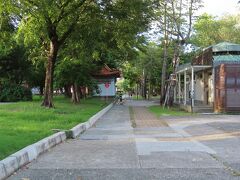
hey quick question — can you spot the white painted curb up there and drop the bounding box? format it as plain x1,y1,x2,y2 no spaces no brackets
0,102,114,179
70,103,114,138
0,131,66,180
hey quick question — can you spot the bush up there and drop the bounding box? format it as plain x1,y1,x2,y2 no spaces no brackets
0,83,32,102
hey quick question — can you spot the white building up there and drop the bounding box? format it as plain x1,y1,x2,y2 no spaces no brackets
174,42,240,113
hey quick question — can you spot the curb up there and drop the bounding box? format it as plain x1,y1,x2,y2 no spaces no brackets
0,131,66,180
0,102,114,180
70,102,113,138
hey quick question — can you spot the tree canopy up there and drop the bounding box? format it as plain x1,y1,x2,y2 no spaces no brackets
1,0,153,106
191,13,240,48
2,0,240,107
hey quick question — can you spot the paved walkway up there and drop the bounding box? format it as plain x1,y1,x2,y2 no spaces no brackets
132,107,168,128
9,100,240,180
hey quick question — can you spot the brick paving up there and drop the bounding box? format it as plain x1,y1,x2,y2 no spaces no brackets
132,107,168,128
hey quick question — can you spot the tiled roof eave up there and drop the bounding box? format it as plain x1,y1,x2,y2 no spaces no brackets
213,54,240,66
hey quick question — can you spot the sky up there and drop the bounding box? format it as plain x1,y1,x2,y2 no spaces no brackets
200,0,239,17
147,0,240,42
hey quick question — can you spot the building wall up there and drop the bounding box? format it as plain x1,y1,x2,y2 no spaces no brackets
94,78,116,96
193,71,214,104
194,74,204,101
208,74,214,103
215,64,240,112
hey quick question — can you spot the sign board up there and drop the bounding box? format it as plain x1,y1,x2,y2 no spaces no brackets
105,82,110,88
93,78,116,96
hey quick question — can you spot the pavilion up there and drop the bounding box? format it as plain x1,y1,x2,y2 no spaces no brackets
93,65,120,97
174,42,240,113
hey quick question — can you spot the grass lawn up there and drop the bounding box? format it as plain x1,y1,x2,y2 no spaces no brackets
132,95,160,100
132,95,144,100
0,96,108,160
148,106,192,117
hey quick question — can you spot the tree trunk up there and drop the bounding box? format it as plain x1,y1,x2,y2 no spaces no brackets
160,1,168,105
160,41,168,104
71,83,80,104
71,85,77,103
39,86,44,96
41,40,59,108
83,87,87,99
167,44,180,106
64,85,72,98
136,83,139,100
79,86,84,99
142,69,147,99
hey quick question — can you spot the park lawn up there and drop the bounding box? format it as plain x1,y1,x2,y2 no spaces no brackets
0,96,108,160
132,95,160,100
132,95,144,100
148,106,192,117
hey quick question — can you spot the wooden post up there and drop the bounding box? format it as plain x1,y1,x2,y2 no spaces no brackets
178,73,181,104
174,80,177,103
184,70,187,105
212,67,215,111
191,67,195,107
137,83,139,100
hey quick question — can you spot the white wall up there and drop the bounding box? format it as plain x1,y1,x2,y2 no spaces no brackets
194,72,214,103
94,78,116,96
194,75,204,101
208,74,214,103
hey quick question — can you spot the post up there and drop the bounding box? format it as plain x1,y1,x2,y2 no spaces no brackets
191,67,195,108
174,81,176,103
212,67,215,106
184,70,187,105
137,83,139,100
178,73,181,104
142,69,146,99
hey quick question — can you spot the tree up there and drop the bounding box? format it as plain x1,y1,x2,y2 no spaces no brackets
55,0,152,103
8,0,153,107
11,0,95,107
27,61,46,95
154,0,202,105
0,45,31,84
55,56,98,103
191,13,240,47
0,11,32,85
121,43,173,99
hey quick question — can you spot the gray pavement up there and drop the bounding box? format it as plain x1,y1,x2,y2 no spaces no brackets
9,100,240,180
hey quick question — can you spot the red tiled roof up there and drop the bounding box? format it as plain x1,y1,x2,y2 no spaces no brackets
94,65,120,77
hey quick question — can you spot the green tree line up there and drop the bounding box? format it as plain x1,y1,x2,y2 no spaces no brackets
0,0,152,106
1,0,240,107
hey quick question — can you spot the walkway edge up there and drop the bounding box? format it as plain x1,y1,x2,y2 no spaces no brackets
0,131,66,180
70,102,114,138
0,102,114,180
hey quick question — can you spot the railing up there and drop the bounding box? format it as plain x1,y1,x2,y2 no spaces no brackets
192,48,213,66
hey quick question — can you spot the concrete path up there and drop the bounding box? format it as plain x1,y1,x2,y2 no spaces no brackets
132,107,168,127
9,100,240,180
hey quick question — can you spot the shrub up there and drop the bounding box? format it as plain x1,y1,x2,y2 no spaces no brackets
0,82,32,102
